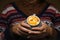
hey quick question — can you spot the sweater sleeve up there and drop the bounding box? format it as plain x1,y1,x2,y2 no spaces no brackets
41,4,60,32
1,3,26,25
54,12,60,31
45,5,60,31
40,5,55,27
0,15,7,40
0,16,7,32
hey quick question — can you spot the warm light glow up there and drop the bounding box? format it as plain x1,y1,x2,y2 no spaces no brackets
27,14,40,26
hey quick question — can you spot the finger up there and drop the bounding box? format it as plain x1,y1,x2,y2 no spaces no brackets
17,28,28,35
32,27,45,31
12,27,21,35
18,24,31,33
42,29,46,33
15,28,21,35
42,22,48,27
32,23,47,31
38,22,47,30
32,27,41,31
29,31,41,35
21,21,30,28
32,27,47,35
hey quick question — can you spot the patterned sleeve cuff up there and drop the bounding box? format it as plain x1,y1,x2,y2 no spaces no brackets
40,17,53,27
54,22,60,31
0,24,6,32
41,20,53,27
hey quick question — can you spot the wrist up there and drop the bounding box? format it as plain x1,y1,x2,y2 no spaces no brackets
47,26,57,37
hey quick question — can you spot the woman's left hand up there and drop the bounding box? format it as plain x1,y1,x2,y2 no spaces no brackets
27,22,52,38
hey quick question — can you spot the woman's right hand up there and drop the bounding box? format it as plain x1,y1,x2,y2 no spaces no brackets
11,21,31,36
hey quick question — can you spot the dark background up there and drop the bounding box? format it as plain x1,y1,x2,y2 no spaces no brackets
0,0,60,13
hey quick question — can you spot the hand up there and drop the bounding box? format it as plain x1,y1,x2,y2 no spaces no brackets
11,21,31,36
11,21,56,39
27,22,51,38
